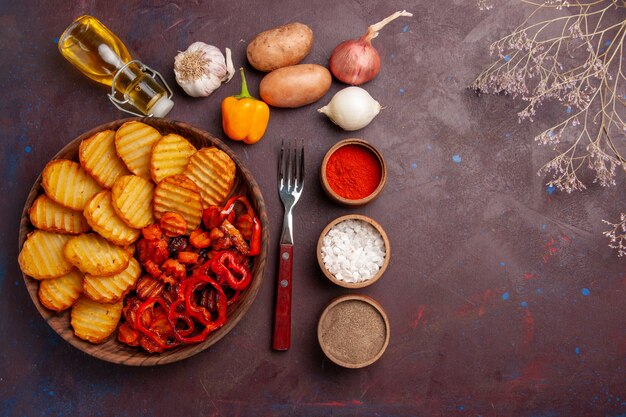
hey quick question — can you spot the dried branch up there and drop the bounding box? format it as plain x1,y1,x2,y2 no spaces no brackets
471,0,626,193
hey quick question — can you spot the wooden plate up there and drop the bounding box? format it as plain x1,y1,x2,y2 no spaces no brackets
18,117,269,366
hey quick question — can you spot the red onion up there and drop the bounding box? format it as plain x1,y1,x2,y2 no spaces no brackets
329,10,413,85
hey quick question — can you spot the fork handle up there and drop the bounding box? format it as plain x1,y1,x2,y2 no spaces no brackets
272,244,293,351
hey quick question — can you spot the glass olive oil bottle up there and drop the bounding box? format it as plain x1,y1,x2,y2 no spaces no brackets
58,15,173,117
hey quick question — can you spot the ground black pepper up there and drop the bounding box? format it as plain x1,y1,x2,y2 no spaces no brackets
319,299,386,365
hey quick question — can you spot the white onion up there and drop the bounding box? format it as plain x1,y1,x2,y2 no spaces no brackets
318,86,381,131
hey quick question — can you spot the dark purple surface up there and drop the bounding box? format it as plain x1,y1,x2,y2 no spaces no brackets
1,1,625,416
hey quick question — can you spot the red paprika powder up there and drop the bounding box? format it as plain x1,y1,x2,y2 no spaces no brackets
325,144,382,200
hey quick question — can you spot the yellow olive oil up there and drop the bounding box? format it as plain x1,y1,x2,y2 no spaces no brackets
58,15,172,116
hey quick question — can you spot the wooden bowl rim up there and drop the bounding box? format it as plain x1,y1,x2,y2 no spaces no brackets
316,214,390,289
18,117,269,366
317,294,390,369
319,138,387,207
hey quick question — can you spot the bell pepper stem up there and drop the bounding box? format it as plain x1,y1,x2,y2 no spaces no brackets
235,67,253,99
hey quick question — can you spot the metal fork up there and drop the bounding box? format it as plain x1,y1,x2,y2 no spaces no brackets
272,140,304,351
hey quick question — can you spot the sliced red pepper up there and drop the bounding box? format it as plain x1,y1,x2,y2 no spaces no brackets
220,196,239,223
184,276,228,324
169,276,227,344
211,251,251,291
248,215,261,256
202,206,222,230
134,297,178,351
167,299,195,337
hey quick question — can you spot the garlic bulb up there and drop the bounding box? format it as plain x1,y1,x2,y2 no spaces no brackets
318,86,381,131
174,42,235,97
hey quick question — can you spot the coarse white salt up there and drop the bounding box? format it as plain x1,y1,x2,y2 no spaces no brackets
321,219,386,283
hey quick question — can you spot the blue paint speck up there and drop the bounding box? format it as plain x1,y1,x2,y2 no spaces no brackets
24,146,32,153
566,105,572,113
537,288,542,294
458,405,465,411
504,132,511,139
547,185,556,195
520,301,528,308
390,53,396,60
581,287,590,296
402,24,409,33
502,292,509,301
452,154,462,164
410,162,417,169
500,261,505,267
541,223,547,230
548,130,556,138
14,281,18,287
605,39,612,46
426,144,432,150
399,87,405,94
53,37,59,44
48,390,55,396
503,54,511,62
575,347,581,355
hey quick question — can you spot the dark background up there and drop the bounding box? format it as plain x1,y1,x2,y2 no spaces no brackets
1,1,625,416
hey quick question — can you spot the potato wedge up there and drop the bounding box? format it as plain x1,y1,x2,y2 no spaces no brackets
64,233,134,276
29,194,90,235
83,258,141,303
115,121,161,179
111,175,155,229
184,147,236,206
18,230,73,280
79,130,132,188
84,190,140,246
38,269,83,312
71,297,123,344
42,159,103,211
150,133,196,183
153,174,202,233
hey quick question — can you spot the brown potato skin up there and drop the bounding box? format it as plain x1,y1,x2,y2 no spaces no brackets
260,64,332,108
247,22,313,72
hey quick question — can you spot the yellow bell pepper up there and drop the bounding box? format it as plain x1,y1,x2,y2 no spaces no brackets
222,68,270,145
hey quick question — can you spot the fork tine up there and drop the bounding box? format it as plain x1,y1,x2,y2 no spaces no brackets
291,141,298,189
278,140,285,186
298,141,304,190
286,141,293,189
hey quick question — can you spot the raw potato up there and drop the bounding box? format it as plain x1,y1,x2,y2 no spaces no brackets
259,64,331,108
247,22,313,72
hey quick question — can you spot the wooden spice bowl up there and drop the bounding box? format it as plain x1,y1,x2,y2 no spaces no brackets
316,214,390,289
318,294,390,369
320,138,387,207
